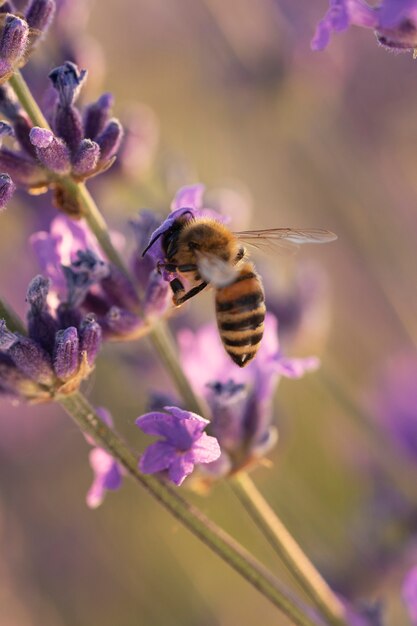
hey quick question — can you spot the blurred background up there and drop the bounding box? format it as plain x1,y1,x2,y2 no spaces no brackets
2,0,417,624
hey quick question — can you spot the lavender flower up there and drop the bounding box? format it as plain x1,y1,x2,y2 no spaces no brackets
85,407,123,508
0,275,101,401
0,62,123,211
178,313,319,480
0,172,15,209
136,406,221,486
0,15,28,83
403,566,417,626
312,0,417,52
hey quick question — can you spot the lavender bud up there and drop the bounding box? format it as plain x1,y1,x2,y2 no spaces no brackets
0,172,15,209
96,118,123,162
9,335,54,385
79,314,101,366
144,269,170,317
26,275,58,352
49,62,86,107
101,265,140,311
14,115,37,157
0,2,16,13
26,274,49,311
57,302,83,329
104,306,143,339
84,93,113,140
25,0,56,32
29,126,71,174
0,148,45,187
0,15,28,70
0,351,33,397
0,319,17,349
53,326,79,380
71,138,100,177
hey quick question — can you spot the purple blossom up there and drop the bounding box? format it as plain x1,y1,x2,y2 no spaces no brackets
136,406,221,486
312,0,417,52
177,313,319,478
0,15,28,82
0,172,15,210
85,407,123,508
0,275,102,401
403,566,417,626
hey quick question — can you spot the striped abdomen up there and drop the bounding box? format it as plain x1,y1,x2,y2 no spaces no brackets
215,262,265,367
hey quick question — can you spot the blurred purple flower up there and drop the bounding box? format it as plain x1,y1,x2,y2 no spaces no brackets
136,406,221,486
86,407,123,508
372,354,417,463
0,172,15,210
403,566,417,626
312,0,417,52
178,313,319,478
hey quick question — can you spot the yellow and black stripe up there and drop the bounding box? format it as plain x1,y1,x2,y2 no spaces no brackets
215,262,266,367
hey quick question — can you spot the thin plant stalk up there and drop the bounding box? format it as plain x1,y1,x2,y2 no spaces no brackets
7,69,341,624
0,297,27,335
59,391,324,626
231,473,347,626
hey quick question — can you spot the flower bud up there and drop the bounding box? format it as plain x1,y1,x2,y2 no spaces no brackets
0,15,28,80
84,93,113,140
25,0,56,32
9,335,54,385
79,314,102,366
104,306,143,339
71,138,100,177
62,249,109,308
101,265,140,312
96,118,123,162
29,126,71,174
53,326,79,380
0,148,45,187
49,61,86,107
0,172,15,209
26,275,58,352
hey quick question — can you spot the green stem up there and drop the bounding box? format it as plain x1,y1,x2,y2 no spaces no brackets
9,70,51,129
59,391,323,626
231,474,347,626
0,297,27,334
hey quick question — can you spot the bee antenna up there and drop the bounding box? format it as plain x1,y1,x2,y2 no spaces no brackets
142,231,164,257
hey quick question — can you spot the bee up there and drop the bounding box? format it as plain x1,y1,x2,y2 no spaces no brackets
143,213,336,367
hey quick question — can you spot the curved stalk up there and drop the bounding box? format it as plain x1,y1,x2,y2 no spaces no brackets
0,297,27,335
231,474,347,626
59,391,324,626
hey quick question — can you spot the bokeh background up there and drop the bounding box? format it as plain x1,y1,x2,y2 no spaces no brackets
1,1,417,624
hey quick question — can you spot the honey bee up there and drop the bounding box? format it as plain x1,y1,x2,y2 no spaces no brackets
143,213,336,367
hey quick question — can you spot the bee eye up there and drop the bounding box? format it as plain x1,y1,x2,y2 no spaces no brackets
188,241,199,251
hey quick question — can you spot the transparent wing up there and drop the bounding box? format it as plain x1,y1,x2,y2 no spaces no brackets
195,250,238,288
234,228,337,256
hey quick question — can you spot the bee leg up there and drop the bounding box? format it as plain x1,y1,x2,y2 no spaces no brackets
170,278,186,304
174,281,208,306
157,262,178,274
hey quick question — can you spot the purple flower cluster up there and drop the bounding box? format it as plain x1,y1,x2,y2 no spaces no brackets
0,61,122,214
312,0,417,52
0,275,101,401
30,214,171,340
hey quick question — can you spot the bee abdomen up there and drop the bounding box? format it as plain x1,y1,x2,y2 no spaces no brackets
215,263,265,367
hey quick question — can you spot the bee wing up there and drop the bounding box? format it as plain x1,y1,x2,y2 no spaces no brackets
195,250,238,287
234,228,337,256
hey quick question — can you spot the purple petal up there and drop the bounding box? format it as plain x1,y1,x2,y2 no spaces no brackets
139,441,174,474
188,432,221,464
311,0,376,51
273,355,320,379
86,447,118,509
136,407,208,448
403,566,417,626
171,183,205,211
168,455,195,486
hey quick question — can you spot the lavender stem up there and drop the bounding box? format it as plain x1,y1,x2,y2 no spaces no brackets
0,296,27,334
59,390,324,626
231,473,348,626
9,69,51,129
